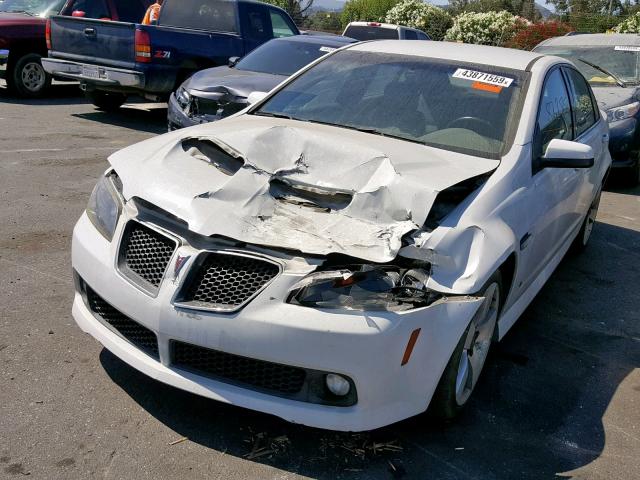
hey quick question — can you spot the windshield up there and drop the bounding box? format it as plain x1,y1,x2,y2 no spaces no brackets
536,45,640,86
237,40,342,77
255,51,526,159
0,0,64,16
343,25,399,40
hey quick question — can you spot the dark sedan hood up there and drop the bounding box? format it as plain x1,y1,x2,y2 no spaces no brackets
0,12,45,26
186,66,285,98
592,86,640,111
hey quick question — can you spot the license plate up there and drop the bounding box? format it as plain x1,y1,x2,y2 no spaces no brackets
82,65,100,79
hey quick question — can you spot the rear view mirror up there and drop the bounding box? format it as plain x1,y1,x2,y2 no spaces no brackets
540,139,594,169
247,91,267,105
228,56,240,67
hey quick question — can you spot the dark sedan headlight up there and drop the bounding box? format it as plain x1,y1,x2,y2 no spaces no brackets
175,86,192,112
86,172,123,241
607,101,640,123
288,265,438,312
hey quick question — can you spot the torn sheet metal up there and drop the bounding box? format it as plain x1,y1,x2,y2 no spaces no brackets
110,115,499,262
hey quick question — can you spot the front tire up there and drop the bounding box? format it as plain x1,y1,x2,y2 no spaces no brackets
86,90,127,112
572,190,601,252
6,53,52,98
429,273,502,420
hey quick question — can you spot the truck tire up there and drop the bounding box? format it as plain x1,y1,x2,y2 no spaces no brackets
6,53,52,98
87,91,127,112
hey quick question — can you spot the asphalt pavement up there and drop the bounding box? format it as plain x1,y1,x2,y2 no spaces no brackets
0,83,639,480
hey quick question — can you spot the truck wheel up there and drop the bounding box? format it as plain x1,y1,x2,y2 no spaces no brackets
87,91,127,112
429,272,502,421
7,53,52,98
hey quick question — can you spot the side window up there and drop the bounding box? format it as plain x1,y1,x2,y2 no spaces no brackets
112,0,149,22
537,68,573,152
245,6,271,40
417,32,429,40
270,10,295,38
565,68,597,137
404,30,418,40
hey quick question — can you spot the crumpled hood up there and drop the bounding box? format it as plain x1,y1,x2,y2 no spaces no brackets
186,66,284,99
110,115,499,262
592,86,640,111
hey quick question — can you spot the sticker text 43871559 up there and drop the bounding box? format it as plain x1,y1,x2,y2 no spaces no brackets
452,68,514,88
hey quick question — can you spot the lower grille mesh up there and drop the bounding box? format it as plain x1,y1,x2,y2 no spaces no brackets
86,286,159,358
172,341,306,395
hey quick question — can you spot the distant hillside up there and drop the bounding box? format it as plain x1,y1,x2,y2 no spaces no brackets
310,0,555,16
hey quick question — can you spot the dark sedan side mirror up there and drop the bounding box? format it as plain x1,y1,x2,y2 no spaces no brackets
228,56,240,68
536,139,595,171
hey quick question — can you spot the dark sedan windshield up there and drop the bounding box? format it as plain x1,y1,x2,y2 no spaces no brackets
255,51,526,158
236,39,345,77
535,45,640,86
0,0,64,16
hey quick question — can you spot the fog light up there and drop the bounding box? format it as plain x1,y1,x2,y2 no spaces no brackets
325,374,350,396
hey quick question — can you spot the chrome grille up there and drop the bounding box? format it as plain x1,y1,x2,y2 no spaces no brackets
172,341,306,395
176,253,280,311
86,285,159,358
120,222,176,289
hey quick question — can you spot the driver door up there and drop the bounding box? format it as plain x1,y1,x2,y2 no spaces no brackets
520,67,581,288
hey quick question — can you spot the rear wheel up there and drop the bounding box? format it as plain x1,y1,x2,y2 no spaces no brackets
7,53,52,98
429,273,502,420
87,90,127,112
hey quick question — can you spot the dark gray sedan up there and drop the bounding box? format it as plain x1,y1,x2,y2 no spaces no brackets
168,34,356,130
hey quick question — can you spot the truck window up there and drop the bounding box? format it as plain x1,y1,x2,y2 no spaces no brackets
244,5,271,40
160,0,238,33
404,30,417,40
66,0,110,19
270,10,295,38
112,0,149,23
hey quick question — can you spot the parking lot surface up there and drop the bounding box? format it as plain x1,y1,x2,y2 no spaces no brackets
1,84,639,480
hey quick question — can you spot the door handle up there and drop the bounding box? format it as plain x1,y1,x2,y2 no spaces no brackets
84,28,96,37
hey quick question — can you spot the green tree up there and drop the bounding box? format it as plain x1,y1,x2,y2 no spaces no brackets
384,0,453,39
340,0,401,27
306,11,343,32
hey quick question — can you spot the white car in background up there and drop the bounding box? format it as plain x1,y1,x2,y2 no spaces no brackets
71,41,610,431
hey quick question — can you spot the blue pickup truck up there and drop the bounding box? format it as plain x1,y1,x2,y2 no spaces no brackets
42,0,299,110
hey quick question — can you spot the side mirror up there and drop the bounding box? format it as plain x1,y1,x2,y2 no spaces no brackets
539,139,594,169
228,56,240,67
247,91,267,105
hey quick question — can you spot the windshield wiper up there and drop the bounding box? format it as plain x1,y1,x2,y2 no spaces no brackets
253,111,295,120
304,118,427,145
578,58,626,88
7,9,35,15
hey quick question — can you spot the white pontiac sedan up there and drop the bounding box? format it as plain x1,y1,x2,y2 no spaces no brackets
72,41,611,431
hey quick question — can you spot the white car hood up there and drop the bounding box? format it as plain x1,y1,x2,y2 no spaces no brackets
110,115,499,262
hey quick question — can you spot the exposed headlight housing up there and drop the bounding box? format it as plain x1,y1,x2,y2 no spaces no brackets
86,172,123,241
606,101,640,123
288,264,438,312
175,86,192,112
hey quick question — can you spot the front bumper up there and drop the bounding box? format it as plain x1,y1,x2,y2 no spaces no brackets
608,117,640,168
167,91,248,131
167,92,199,130
41,57,144,89
72,209,484,431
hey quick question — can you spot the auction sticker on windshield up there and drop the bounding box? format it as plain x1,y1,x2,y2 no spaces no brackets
452,68,514,88
319,46,337,53
614,45,640,52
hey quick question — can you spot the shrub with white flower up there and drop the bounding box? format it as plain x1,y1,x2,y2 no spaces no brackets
444,10,527,46
384,0,453,41
614,13,640,33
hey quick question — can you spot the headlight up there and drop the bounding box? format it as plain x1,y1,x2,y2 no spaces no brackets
176,86,192,112
287,264,438,312
86,173,122,241
606,101,640,123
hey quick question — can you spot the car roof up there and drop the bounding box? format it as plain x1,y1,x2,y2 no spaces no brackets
273,34,357,47
346,41,544,71
536,33,640,47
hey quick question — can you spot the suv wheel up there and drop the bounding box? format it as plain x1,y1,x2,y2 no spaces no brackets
7,53,52,98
